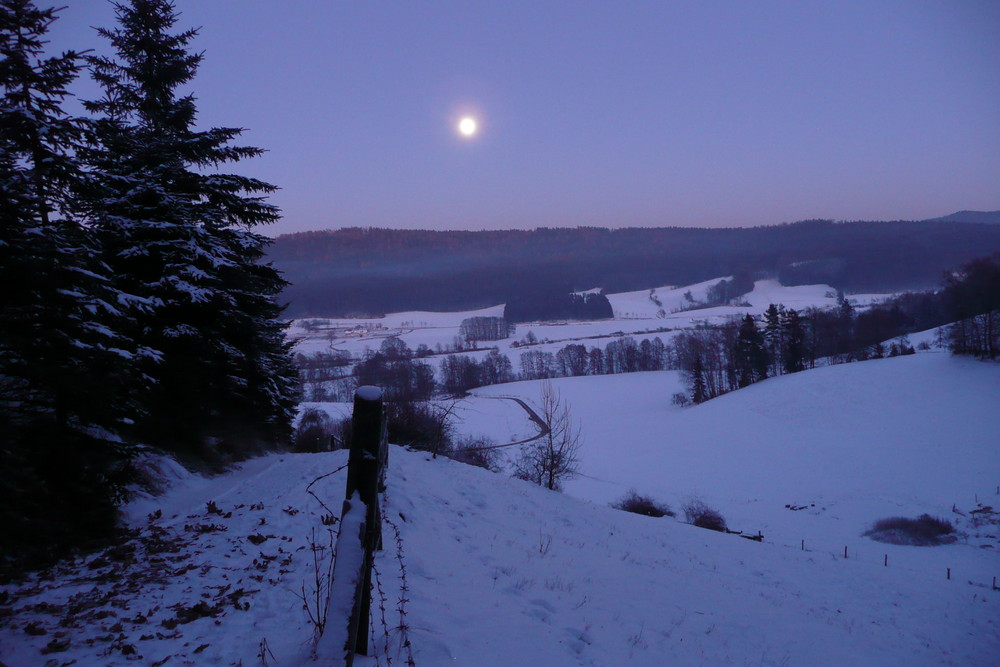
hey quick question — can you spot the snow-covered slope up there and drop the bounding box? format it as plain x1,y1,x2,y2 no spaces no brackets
606,277,731,318
386,448,999,666
468,353,1000,583
4,445,997,666
3,354,996,666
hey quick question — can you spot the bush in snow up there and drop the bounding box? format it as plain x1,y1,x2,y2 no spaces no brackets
682,499,728,532
863,514,956,546
612,490,675,518
387,400,454,455
294,408,336,452
448,435,505,472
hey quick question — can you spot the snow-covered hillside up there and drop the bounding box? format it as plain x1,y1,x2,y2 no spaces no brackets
2,352,997,666
465,352,1000,583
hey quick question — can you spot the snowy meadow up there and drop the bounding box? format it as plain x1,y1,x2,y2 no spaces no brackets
3,278,998,666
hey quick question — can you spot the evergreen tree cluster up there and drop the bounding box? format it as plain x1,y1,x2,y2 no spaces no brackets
672,280,978,405
942,254,1000,359
673,301,920,405
0,0,296,565
504,290,613,323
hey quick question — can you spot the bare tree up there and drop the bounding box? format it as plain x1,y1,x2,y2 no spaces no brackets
514,382,582,491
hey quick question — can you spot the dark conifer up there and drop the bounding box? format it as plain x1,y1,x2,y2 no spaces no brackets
733,314,768,387
691,356,708,404
0,0,141,561
835,294,856,360
943,254,1000,359
763,303,785,376
82,0,297,462
781,308,806,374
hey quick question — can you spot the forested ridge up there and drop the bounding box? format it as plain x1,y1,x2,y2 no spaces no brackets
270,220,1000,316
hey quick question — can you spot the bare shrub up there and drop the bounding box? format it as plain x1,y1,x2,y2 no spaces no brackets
449,435,504,472
863,514,956,546
671,392,691,407
513,382,581,491
298,527,336,638
330,416,351,450
682,499,727,532
612,490,675,518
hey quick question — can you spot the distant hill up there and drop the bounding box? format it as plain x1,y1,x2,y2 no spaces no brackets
926,210,1000,224
268,220,1000,317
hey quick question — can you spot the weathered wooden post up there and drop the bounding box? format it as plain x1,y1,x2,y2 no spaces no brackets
347,385,387,551
318,386,388,666
343,386,387,661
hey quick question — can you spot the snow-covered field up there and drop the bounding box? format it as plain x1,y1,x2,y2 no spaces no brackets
288,278,897,377
2,351,998,666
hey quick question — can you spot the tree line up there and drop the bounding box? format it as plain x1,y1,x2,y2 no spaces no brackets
1,0,297,566
298,332,674,402
459,316,516,343
674,254,1000,403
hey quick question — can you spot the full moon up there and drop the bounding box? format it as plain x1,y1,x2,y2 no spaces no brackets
457,116,478,137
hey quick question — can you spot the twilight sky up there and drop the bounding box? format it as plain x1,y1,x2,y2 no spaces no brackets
49,1,1000,235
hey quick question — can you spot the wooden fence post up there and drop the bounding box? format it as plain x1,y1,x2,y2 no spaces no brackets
341,386,388,663
347,385,388,550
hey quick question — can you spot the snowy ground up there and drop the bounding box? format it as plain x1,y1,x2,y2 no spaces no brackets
2,352,998,666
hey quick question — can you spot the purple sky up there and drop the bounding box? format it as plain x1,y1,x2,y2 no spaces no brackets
49,1,1000,235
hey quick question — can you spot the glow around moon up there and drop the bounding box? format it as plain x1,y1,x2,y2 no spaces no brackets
457,116,478,137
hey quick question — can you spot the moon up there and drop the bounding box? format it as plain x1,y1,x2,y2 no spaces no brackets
457,116,478,137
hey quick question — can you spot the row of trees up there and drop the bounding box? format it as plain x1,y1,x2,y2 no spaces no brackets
439,350,515,394
459,316,515,343
296,334,676,402
519,336,670,380
1,1,296,564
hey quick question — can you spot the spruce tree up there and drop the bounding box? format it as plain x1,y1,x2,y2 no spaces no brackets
83,0,297,463
763,303,785,376
781,308,806,374
691,356,708,404
836,294,855,360
1,0,140,561
733,314,768,388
